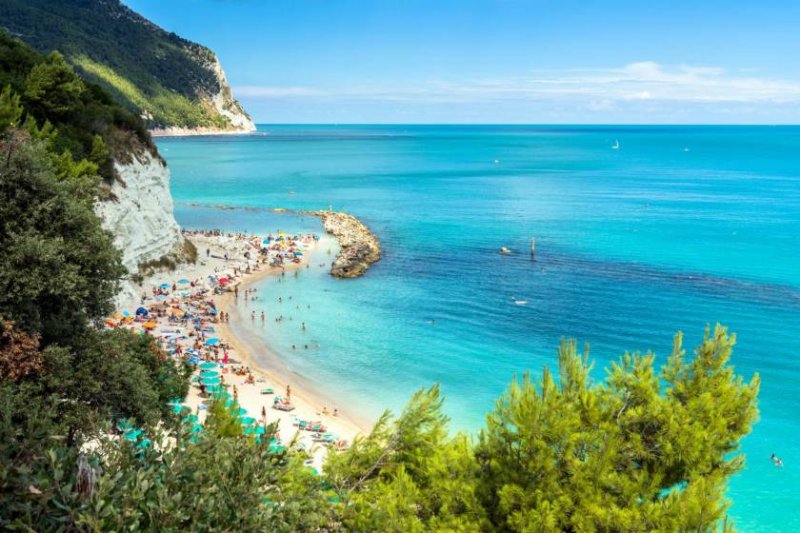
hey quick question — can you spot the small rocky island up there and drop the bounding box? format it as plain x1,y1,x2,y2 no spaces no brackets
305,210,381,278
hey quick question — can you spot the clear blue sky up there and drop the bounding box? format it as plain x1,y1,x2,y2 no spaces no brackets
125,0,800,124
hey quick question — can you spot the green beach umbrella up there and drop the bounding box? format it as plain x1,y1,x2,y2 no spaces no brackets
205,384,222,394
171,404,190,414
200,370,219,378
239,416,257,425
123,429,142,441
245,425,266,436
198,361,218,370
201,376,221,386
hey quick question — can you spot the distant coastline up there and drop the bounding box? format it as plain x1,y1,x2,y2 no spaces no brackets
150,126,257,138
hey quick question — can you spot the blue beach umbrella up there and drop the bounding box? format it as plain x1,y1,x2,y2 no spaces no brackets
177,278,190,285
239,416,257,425
135,307,149,317
122,311,131,317
159,283,170,290
204,384,222,394
201,376,221,386
200,369,219,378
198,361,217,370
204,337,220,346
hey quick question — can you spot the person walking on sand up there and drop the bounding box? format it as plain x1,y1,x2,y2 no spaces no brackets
286,385,291,399
251,311,255,321
261,311,265,322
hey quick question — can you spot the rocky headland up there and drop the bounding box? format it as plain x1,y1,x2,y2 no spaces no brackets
305,210,381,278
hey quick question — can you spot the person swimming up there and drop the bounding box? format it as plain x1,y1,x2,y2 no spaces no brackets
771,453,784,467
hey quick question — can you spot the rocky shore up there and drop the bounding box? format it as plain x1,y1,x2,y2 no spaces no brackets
305,210,381,278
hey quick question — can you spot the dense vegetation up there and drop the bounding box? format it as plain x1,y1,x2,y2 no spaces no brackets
0,28,760,532
0,30,153,181
0,0,248,129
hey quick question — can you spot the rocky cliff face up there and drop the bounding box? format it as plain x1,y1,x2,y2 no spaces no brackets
95,152,184,304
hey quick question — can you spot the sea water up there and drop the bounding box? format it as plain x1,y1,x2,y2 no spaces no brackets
158,125,800,531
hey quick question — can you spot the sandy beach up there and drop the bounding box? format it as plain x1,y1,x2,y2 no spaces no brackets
114,230,371,469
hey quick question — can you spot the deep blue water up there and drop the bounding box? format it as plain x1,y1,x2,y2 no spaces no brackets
159,125,800,531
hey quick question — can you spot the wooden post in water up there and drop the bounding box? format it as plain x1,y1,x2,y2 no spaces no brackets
530,237,536,260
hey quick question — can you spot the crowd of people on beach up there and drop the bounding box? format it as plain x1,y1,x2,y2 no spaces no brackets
104,230,349,457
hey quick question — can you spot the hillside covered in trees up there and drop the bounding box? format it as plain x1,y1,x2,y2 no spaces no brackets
0,0,254,132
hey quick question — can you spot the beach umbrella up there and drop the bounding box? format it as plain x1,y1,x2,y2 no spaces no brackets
143,321,157,330
201,376,221,386
136,438,151,450
200,369,219,378
177,278,191,285
244,425,266,436
182,414,199,424
123,429,142,441
204,337,220,346
198,361,217,370
172,404,189,414
233,407,248,416
135,306,149,317
159,283,170,290
239,416,257,425
190,423,204,434
191,376,201,383
205,384,222,394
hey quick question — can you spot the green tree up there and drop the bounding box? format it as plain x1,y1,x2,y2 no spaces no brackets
0,85,24,133
0,131,124,346
23,52,84,120
327,385,489,532
476,326,759,533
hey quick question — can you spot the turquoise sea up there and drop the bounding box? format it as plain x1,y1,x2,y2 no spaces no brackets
158,125,800,531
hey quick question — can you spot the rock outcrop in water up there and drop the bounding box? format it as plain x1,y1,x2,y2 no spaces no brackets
306,211,381,278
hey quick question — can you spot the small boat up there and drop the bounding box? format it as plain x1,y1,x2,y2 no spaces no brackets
514,300,528,306
493,159,500,164
499,246,512,255
612,139,620,150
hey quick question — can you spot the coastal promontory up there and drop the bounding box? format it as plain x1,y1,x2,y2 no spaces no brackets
306,210,382,278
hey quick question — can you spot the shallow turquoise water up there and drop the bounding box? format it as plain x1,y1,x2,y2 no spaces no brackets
160,125,800,531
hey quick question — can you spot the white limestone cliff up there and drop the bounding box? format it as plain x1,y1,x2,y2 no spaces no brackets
95,152,184,305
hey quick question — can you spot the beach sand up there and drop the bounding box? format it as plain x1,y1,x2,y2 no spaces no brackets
117,232,371,470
